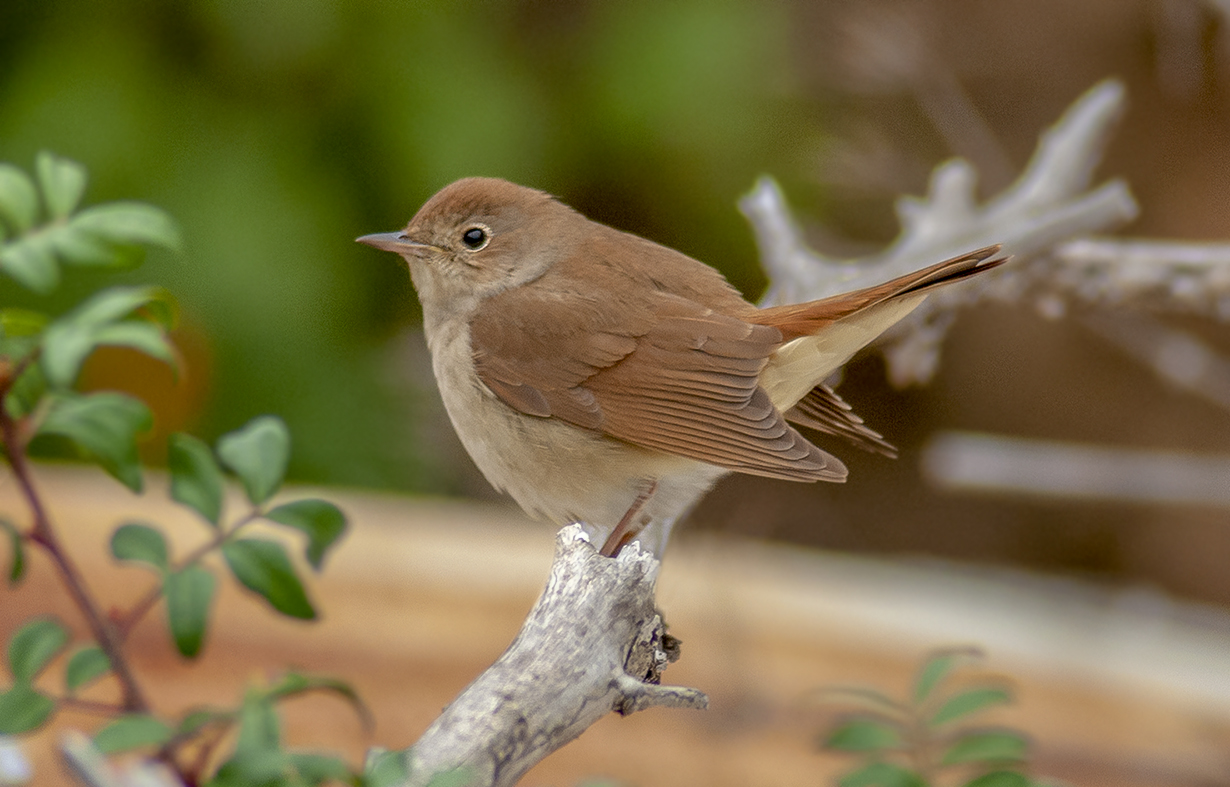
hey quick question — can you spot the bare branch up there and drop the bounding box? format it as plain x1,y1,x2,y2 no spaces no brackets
923,430,1230,508
404,525,706,787
741,79,1141,385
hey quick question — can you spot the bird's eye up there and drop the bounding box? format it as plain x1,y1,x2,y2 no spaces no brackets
461,226,489,250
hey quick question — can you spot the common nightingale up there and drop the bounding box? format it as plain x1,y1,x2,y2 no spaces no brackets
359,178,1004,556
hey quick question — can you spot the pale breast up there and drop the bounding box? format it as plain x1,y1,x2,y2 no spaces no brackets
427,320,724,545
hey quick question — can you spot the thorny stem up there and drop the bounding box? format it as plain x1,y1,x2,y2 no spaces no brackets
0,403,151,713
116,510,262,639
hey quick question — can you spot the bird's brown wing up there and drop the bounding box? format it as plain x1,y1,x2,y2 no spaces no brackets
469,258,845,482
786,384,897,458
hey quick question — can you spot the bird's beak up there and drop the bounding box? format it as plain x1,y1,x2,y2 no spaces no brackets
355,232,435,255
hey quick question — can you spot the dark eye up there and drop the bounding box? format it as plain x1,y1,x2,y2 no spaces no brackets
461,226,488,250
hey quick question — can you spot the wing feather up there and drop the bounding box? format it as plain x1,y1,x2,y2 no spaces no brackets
468,240,846,482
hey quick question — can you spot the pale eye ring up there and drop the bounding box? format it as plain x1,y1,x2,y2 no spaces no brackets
461,225,490,251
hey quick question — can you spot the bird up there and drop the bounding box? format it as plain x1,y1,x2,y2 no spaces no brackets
358,178,1005,557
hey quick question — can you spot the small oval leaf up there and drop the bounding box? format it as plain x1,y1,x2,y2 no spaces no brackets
823,718,902,752
235,692,281,756
217,416,290,506
36,152,87,220
93,714,173,754
5,361,46,420
0,238,59,294
90,322,177,369
931,687,1012,726
37,392,152,492
943,731,1029,765
65,646,111,693
0,683,56,734
364,749,409,787
961,771,1031,787
914,648,982,705
222,539,316,620
266,672,372,731
168,433,224,526
8,617,69,681
41,286,175,389
839,761,926,787
0,308,48,338
69,203,181,252
166,566,216,658
290,752,351,785
0,164,38,233
110,522,169,572
265,499,347,570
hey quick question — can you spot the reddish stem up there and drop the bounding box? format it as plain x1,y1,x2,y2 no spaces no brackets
116,511,258,639
57,696,128,717
0,406,150,714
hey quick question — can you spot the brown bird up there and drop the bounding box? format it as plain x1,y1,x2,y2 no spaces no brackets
359,178,1004,556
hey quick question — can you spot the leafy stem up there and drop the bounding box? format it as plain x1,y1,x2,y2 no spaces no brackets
115,509,263,639
0,401,150,713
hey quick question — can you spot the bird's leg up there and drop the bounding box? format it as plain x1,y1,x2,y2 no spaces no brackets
599,480,659,557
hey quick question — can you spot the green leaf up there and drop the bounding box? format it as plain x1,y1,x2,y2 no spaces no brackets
943,731,1029,765
0,683,56,734
0,163,38,233
0,237,59,293
839,761,926,787
914,648,981,705
93,714,173,754
962,771,1031,787
426,769,477,787
0,519,23,585
36,152,87,220
65,646,111,693
0,308,48,337
364,749,409,787
178,708,224,736
91,321,177,367
289,752,351,785
67,285,171,327
8,616,69,681
222,539,316,620
266,499,347,570
110,522,169,572
5,362,46,420
812,686,908,719
166,566,216,658
169,433,225,526
824,718,902,752
46,224,117,267
70,203,181,252
931,687,1012,726
266,672,372,731
41,285,177,388
217,416,290,506
235,692,281,756
211,750,288,787
37,392,152,492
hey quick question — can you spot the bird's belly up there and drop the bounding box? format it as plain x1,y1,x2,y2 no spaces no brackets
430,324,727,551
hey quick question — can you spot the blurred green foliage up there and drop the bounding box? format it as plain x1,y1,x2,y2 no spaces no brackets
0,0,826,491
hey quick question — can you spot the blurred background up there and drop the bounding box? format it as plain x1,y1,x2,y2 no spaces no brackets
4,0,1230,784
5,0,1228,603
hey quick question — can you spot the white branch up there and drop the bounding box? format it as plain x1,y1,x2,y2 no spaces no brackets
923,430,1230,508
402,525,707,787
742,79,1143,385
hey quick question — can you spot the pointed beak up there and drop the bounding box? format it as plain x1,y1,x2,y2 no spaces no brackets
355,232,435,255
